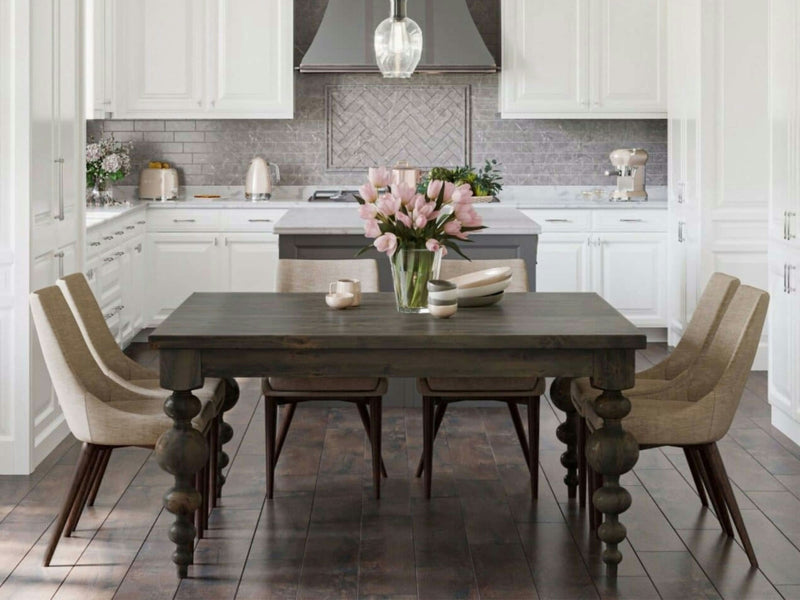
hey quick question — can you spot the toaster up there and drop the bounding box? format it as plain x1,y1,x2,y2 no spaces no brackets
139,167,179,200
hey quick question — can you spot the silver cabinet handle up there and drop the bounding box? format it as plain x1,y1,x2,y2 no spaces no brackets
114,230,125,236
678,221,686,243
104,312,115,319
104,256,115,263
114,251,125,257
86,268,95,280
134,243,142,253
115,305,124,312
789,212,797,240
54,158,65,221
137,220,146,225
224,237,229,246
173,219,196,223
54,251,65,278
677,182,685,204
248,219,273,223
126,225,135,230
785,264,789,293
790,265,797,293
785,211,790,240
90,241,102,247
103,236,114,241
545,219,570,223
620,218,644,223
214,237,219,246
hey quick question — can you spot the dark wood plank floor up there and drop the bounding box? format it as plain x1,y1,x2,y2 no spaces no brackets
1,344,798,599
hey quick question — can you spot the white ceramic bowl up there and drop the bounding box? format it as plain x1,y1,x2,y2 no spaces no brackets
429,303,458,319
448,267,512,290
325,292,354,309
456,277,512,299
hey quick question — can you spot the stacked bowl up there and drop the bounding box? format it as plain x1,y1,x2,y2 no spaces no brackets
450,267,513,307
427,280,458,318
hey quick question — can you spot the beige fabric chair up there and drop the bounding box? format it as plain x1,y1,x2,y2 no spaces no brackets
262,259,389,499
571,272,740,510
583,285,769,568
30,285,220,567
416,259,546,499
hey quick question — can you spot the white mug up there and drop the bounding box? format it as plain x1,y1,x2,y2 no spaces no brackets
329,279,361,306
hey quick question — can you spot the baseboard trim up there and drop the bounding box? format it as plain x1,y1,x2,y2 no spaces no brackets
772,407,800,447
32,416,70,471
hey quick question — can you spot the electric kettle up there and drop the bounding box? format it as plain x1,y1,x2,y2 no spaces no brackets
245,157,280,200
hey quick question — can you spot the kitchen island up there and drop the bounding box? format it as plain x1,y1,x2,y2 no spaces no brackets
275,206,542,291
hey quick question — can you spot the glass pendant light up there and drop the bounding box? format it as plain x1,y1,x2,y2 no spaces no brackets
374,0,423,78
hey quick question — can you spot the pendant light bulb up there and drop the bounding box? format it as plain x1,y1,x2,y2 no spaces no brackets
374,0,422,78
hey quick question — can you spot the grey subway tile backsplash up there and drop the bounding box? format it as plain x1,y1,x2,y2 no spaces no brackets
87,73,667,188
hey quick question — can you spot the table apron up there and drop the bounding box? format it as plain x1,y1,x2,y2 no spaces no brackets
158,347,636,391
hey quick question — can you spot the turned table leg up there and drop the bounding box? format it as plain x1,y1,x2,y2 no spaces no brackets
585,386,639,576
217,378,240,500
550,377,579,499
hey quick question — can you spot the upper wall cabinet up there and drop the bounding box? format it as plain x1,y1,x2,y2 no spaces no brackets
101,0,293,119
500,0,666,119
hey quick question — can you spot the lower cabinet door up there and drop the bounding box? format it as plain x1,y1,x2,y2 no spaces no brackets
768,246,797,417
223,233,279,292
593,233,668,327
146,233,223,324
125,237,146,337
535,233,591,292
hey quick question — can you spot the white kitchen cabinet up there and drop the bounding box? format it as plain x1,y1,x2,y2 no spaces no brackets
592,233,667,326
85,0,114,118
768,247,797,419
146,233,224,323
110,0,293,119
501,0,666,118
536,234,591,293
223,233,279,292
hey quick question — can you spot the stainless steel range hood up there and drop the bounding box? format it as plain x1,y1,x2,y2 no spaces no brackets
299,0,497,73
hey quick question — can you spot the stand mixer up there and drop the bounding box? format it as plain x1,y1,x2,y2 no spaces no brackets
605,148,648,201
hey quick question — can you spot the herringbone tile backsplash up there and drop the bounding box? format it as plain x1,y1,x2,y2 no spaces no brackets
88,73,667,188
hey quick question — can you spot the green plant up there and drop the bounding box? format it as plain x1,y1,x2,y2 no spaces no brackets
418,160,503,198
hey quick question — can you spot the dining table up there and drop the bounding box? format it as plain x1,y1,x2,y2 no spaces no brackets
149,291,647,580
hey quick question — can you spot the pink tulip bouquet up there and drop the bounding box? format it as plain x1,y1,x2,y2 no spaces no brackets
355,167,486,312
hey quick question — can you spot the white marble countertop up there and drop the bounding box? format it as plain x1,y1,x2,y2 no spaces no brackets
85,185,667,230
273,206,542,235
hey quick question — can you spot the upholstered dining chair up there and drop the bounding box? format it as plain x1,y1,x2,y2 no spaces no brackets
262,259,388,499
30,285,221,567
571,272,740,512
579,285,769,568
58,273,230,528
415,259,546,499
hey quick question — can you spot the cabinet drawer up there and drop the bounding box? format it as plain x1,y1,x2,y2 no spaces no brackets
522,210,591,232
221,209,287,232
592,210,667,232
147,209,222,231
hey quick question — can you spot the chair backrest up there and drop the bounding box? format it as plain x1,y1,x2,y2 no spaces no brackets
440,259,529,292
57,273,157,382
276,259,380,293
688,285,769,441
30,286,148,444
644,272,740,380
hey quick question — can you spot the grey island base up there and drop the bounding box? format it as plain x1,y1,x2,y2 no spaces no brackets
275,206,541,291
150,292,645,580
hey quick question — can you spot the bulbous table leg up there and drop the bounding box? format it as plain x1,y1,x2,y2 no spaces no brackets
216,378,240,499
155,390,209,579
549,377,579,499
585,388,639,576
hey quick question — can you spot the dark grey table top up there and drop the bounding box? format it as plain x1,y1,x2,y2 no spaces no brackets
150,292,646,351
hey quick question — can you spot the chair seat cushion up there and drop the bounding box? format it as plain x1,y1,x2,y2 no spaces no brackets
266,377,385,395
582,394,715,446
423,377,545,395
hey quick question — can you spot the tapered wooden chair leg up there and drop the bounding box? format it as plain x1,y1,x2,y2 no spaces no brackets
507,402,531,468
415,401,447,478
683,447,709,507
369,397,382,500
65,445,101,537
209,417,219,509
274,403,297,463
705,443,758,568
422,396,435,499
86,448,112,507
528,396,540,498
578,418,587,508
696,445,734,536
356,403,388,478
44,443,94,566
265,397,278,500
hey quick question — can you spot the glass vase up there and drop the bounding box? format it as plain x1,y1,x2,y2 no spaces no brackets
390,247,443,313
87,179,117,207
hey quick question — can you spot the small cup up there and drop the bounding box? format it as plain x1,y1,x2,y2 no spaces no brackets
428,279,458,303
326,292,354,310
330,279,362,306
429,303,458,319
